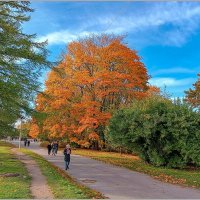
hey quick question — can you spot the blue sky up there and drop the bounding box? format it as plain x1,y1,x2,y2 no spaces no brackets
24,2,200,98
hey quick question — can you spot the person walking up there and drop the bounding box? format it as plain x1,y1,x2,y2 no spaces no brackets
55,141,59,154
63,144,71,170
27,140,30,147
24,139,27,147
52,142,57,156
47,142,52,155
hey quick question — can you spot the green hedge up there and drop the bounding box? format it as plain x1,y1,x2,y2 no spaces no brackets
107,97,200,168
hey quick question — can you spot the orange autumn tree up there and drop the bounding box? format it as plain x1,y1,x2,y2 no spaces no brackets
185,73,200,110
32,34,151,148
29,119,40,138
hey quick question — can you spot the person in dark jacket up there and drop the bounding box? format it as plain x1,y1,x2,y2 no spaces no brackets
52,142,57,156
63,144,71,170
47,142,52,155
24,139,27,147
55,141,59,154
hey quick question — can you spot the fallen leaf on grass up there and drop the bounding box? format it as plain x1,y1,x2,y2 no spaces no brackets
153,174,186,185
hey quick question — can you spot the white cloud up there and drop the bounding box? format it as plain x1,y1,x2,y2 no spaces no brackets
38,30,96,45
37,2,200,47
108,3,200,30
100,3,200,46
151,67,197,76
149,77,195,87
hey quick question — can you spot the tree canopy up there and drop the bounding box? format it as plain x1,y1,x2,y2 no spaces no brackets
30,34,153,148
108,97,200,168
185,73,200,111
0,1,50,137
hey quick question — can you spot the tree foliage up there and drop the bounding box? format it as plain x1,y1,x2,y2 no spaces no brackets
185,73,200,111
108,97,200,168
31,34,151,147
0,2,50,136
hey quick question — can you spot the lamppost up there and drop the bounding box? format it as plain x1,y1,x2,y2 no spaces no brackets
19,116,23,149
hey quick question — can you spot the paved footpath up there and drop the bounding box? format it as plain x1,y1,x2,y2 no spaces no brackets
11,141,200,199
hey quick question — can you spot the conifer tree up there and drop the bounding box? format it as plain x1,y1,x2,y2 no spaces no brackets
0,1,50,136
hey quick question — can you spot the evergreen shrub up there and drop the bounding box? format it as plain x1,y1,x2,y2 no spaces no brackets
107,97,200,168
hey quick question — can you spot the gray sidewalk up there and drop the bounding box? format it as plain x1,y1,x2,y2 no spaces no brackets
11,141,200,199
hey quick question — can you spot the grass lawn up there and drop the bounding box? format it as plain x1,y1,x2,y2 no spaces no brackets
21,148,104,199
0,142,31,199
73,149,200,189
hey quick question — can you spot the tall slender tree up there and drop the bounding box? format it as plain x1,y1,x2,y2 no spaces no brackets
0,1,50,137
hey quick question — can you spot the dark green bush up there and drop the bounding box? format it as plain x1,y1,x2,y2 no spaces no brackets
107,97,200,168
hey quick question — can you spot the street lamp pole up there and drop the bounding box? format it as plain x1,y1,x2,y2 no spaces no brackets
19,117,22,149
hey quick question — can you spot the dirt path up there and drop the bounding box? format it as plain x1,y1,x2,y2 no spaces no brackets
12,148,53,199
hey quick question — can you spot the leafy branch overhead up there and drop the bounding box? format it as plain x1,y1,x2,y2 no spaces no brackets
0,1,51,136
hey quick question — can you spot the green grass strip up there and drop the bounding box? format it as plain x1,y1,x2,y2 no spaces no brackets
21,148,104,199
0,142,31,199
